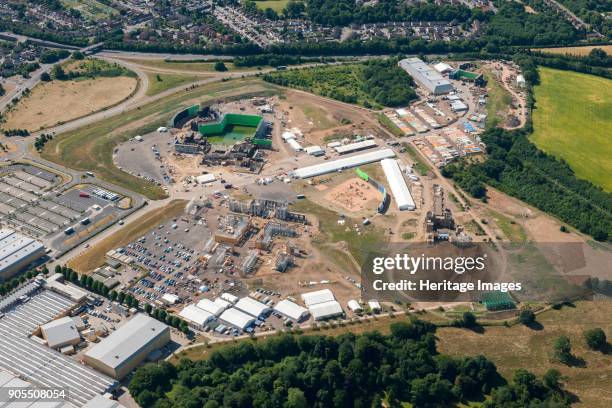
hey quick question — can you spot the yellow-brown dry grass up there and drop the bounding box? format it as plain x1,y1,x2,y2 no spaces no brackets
3,77,137,131
534,45,612,56
68,200,187,272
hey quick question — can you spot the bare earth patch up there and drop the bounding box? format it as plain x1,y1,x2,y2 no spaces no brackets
324,177,381,212
3,77,138,131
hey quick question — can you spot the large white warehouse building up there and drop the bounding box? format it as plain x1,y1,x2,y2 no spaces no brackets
380,159,415,211
301,289,344,320
234,297,270,319
292,149,396,179
399,58,453,95
0,229,46,282
274,299,310,321
219,307,255,330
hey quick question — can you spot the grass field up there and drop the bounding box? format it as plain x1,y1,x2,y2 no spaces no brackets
68,200,187,272
61,0,117,20
2,77,138,132
254,0,290,12
145,72,202,96
530,67,612,191
41,78,276,199
483,69,512,128
118,59,250,73
534,45,612,56
486,209,527,243
437,301,612,408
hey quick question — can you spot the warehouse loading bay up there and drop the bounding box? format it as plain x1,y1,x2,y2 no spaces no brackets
0,163,133,256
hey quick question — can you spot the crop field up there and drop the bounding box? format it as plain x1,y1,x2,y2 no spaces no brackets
530,67,612,191
437,301,612,408
534,45,612,56
2,77,138,132
41,78,277,199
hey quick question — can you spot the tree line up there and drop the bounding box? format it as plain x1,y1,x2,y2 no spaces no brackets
128,318,572,407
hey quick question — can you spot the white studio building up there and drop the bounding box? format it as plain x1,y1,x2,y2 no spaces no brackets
219,307,255,331
380,159,415,211
273,299,310,321
234,297,270,319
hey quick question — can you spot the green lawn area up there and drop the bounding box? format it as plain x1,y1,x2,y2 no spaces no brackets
145,72,202,96
254,0,289,12
41,78,276,199
205,124,257,145
401,142,430,176
530,67,612,191
486,209,527,243
61,0,117,19
483,69,512,128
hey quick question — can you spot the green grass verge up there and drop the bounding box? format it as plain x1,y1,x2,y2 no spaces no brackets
378,113,404,137
486,209,527,243
145,72,203,96
41,78,276,199
483,69,512,128
401,143,430,176
530,67,612,192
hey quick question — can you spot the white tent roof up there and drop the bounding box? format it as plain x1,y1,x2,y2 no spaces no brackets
161,293,179,304
274,299,310,321
219,307,255,330
220,292,238,304
234,297,270,318
196,298,226,316
309,300,343,320
381,159,415,211
301,289,335,307
347,299,362,312
179,305,213,326
434,62,453,73
292,149,396,179
368,300,382,311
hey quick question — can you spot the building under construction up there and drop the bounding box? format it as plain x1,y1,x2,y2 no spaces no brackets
229,199,307,224
425,184,455,242
214,214,252,246
255,222,298,250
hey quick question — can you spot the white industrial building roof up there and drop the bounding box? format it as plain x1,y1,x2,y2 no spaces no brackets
281,131,296,140
46,279,88,302
304,145,324,156
0,367,77,408
368,300,382,311
0,229,45,274
274,299,310,321
83,394,127,408
196,174,216,184
84,314,169,370
434,62,453,73
41,316,80,348
309,300,344,320
287,138,303,152
301,289,335,307
196,298,227,316
334,140,377,155
220,292,239,304
219,307,255,330
179,304,214,325
234,297,270,318
161,293,179,305
451,100,468,112
399,58,453,95
381,159,415,211
292,149,396,179
347,299,362,312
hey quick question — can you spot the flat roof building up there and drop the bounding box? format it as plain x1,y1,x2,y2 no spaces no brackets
274,299,310,321
334,140,377,155
219,307,255,330
381,159,415,211
234,297,270,319
399,58,453,95
83,314,170,380
40,316,81,349
0,229,45,282
451,100,468,112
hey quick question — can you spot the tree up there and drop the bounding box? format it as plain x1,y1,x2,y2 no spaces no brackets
285,388,308,408
283,1,305,18
144,303,153,314
214,61,228,72
72,51,84,60
461,312,477,328
109,290,118,301
553,336,572,364
54,265,62,274
542,368,562,390
518,309,535,325
52,65,66,80
584,328,607,351
0,84,5,97
40,72,51,82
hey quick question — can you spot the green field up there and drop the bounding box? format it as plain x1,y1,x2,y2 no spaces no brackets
145,73,202,96
530,67,612,191
254,0,290,12
483,69,512,128
61,0,117,19
41,79,276,199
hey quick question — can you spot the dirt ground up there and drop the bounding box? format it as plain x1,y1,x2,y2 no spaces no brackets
3,77,138,131
324,177,381,212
